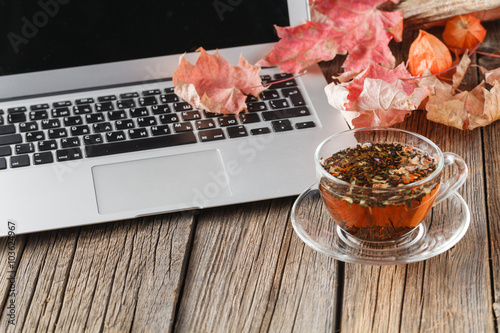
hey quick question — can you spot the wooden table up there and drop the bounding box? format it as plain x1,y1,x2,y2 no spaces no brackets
1,20,499,333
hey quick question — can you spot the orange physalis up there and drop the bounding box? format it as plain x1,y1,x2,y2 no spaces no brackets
442,14,487,55
408,30,452,77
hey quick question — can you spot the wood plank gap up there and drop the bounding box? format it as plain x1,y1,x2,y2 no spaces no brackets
370,268,382,330
102,224,140,333
258,202,294,333
50,230,77,323
334,261,345,333
171,211,199,333
398,266,409,333
289,245,308,333
481,127,498,327
417,260,427,332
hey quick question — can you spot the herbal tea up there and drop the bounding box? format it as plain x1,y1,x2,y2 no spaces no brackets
319,142,439,242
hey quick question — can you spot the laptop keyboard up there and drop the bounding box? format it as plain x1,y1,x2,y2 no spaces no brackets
0,73,316,170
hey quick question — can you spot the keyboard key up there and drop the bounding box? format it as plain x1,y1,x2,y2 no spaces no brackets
51,107,70,117
64,116,83,126
173,122,193,132
271,119,293,132
85,113,105,123
151,105,171,115
130,107,149,117
250,127,271,135
0,116,3,125
0,158,6,169
260,74,271,82
269,99,289,109
160,94,179,103
56,148,83,161
30,110,49,120
274,73,293,79
73,104,93,114
164,87,175,94
137,116,157,127
227,125,248,138
129,128,149,139
83,134,103,145
8,113,27,123
11,155,30,168
25,131,45,142
159,114,179,124
85,132,197,157
30,103,49,111
0,134,21,146
7,107,26,113
282,88,306,106
117,99,135,109
119,92,139,99
269,78,297,89
262,106,310,121
70,125,90,136
295,121,316,129
218,116,238,127
93,122,113,133
61,137,80,148
138,96,157,106
0,146,12,156
246,95,258,103
108,110,127,120
0,124,16,135
95,102,114,112
53,101,71,107
142,89,161,96
195,119,216,130
239,113,260,124
75,98,94,104
247,101,267,112
41,119,61,129
150,125,170,136
15,143,34,154
38,140,58,151
198,129,225,142
48,128,68,139
203,111,221,118
261,90,280,100
34,152,54,165
173,102,193,112
97,95,116,102
105,131,126,142
115,119,135,130
181,111,201,121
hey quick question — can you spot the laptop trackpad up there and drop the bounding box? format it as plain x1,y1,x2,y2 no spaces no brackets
92,150,232,214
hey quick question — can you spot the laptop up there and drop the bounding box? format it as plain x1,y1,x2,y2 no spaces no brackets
0,0,349,236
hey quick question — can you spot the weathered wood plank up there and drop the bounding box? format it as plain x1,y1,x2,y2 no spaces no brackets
0,213,194,332
175,198,340,332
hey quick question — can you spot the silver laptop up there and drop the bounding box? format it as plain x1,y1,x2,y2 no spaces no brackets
0,0,349,236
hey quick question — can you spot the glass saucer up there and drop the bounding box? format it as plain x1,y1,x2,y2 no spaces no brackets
291,184,470,265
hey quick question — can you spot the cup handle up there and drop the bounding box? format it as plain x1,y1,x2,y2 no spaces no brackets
434,152,468,205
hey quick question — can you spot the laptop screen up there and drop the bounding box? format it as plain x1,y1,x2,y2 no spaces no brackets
0,0,289,77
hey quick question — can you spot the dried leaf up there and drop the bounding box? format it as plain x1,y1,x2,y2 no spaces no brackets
408,30,452,76
442,14,487,55
452,52,471,89
257,0,403,74
325,63,431,128
173,48,265,115
483,67,500,86
469,83,500,129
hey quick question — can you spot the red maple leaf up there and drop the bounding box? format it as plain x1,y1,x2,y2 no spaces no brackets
257,0,403,74
173,48,266,115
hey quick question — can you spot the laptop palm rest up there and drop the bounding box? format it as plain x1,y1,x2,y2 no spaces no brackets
91,150,232,214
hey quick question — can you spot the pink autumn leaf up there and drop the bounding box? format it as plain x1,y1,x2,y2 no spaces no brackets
257,0,403,74
325,63,431,128
173,48,266,115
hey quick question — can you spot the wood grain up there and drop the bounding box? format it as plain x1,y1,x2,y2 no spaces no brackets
0,213,194,332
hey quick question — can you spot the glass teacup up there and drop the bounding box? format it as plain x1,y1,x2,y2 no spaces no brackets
316,127,468,244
